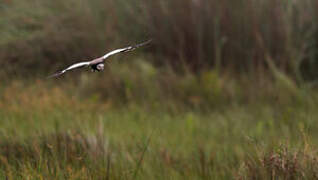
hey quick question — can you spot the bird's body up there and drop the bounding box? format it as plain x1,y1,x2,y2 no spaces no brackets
90,59,105,72
49,39,152,78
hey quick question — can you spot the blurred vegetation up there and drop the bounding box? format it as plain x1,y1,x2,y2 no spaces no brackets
0,76,318,179
1,0,318,179
1,0,318,80
0,60,317,179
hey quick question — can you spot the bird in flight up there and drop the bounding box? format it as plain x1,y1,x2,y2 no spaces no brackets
48,39,152,78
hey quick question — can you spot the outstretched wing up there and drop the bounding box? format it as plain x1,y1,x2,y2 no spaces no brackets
91,39,152,64
48,39,152,78
48,61,90,78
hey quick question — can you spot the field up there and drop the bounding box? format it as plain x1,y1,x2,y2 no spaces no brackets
1,0,318,179
0,63,318,179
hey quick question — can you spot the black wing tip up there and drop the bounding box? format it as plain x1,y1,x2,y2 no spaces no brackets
136,39,153,47
47,71,64,79
124,39,153,52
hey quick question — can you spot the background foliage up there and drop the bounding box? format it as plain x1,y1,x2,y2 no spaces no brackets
1,0,318,78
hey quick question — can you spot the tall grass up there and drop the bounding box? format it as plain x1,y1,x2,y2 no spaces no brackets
0,77,318,178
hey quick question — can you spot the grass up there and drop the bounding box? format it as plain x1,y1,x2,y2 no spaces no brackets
0,61,317,179
0,97,317,179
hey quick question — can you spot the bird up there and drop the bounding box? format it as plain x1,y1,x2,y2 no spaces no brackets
48,39,152,78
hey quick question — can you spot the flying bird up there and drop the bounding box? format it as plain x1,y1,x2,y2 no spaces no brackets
48,39,152,78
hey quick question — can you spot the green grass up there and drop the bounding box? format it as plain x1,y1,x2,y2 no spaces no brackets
0,99,317,179
0,62,318,179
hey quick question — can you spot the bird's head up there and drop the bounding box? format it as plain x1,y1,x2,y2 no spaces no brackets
96,64,105,71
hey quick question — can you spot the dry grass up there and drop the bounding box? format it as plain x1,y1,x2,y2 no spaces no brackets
0,63,317,178
240,143,318,179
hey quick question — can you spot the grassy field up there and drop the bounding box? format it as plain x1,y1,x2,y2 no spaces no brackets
0,61,317,179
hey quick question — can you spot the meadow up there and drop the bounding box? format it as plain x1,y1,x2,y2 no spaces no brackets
0,62,318,179
1,0,318,179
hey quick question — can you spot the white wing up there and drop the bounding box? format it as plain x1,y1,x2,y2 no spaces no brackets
48,39,152,78
101,47,132,60
48,61,90,78
101,39,152,61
